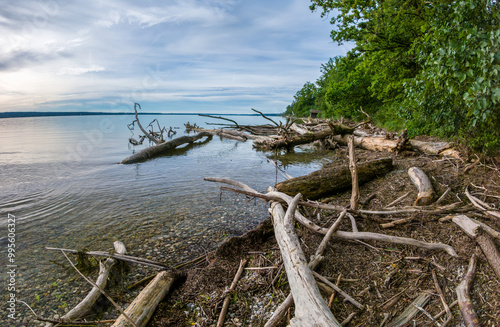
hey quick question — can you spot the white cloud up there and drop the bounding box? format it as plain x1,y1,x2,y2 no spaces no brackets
56,65,105,75
0,0,352,113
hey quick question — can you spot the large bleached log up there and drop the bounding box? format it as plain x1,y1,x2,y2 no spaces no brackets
453,215,500,278
111,271,175,327
121,131,213,164
332,134,460,157
275,158,393,200
270,194,341,326
408,167,436,206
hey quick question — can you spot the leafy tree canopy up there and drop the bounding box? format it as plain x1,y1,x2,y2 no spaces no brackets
289,0,500,152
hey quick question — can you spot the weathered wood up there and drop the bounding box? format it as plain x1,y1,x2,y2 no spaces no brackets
121,131,213,164
332,133,460,157
111,271,175,327
387,292,431,327
456,254,479,327
453,215,500,278
275,158,393,200
270,195,341,326
348,135,360,210
254,128,333,150
408,167,436,206
45,247,172,270
48,242,128,325
206,178,458,256
265,210,346,327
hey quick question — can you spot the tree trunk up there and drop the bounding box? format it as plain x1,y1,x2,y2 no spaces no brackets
121,132,213,164
275,158,393,200
111,271,175,327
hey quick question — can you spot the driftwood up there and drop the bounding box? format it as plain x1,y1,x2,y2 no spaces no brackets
121,131,213,164
275,158,393,200
217,259,248,327
465,186,500,220
456,254,479,327
408,167,436,206
58,242,127,324
206,178,458,256
254,128,333,151
129,103,163,145
265,211,347,327
111,271,175,327
45,247,172,270
332,133,460,157
452,215,500,278
269,194,341,326
386,292,431,327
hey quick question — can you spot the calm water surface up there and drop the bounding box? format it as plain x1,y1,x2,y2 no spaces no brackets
0,114,335,325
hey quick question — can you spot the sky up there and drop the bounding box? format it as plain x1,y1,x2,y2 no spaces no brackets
0,0,352,114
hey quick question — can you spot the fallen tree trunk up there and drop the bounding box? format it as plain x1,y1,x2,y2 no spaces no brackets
270,194,341,326
121,131,213,164
275,158,393,200
332,133,460,157
111,271,176,327
254,128,333,151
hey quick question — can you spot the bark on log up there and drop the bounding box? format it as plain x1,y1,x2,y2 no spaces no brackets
270,195,341,326
111,271,175,327
332,134,459,157
408,167,436,206
121,131,213,164
456,254,479,327
453,215,500,278
275,158,393,200
254,129,333,151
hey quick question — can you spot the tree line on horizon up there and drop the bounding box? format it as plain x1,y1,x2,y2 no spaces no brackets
286,0,500,152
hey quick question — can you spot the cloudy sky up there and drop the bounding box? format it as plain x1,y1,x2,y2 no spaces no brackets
0,0,351,114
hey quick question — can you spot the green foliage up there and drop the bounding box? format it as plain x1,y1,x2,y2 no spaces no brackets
405,0,500,151
286,0,500,152
285,81,319,116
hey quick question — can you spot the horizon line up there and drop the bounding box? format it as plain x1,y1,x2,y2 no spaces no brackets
0,111,284,119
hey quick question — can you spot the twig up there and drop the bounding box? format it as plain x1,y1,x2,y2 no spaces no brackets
217,258,248,327
435,188,451,205
59,250,138,327
251,108,280,127
432,270,451,323
312,272,364,310
412,302,441,326
341,312,356,326
385,192,410,208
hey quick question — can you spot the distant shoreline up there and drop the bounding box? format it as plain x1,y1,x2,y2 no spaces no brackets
0,112,282,119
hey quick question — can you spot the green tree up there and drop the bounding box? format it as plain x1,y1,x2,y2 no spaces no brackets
285,81,319,117
405,0,500,151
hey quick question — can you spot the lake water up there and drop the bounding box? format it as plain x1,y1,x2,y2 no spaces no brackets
0,114,335,325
